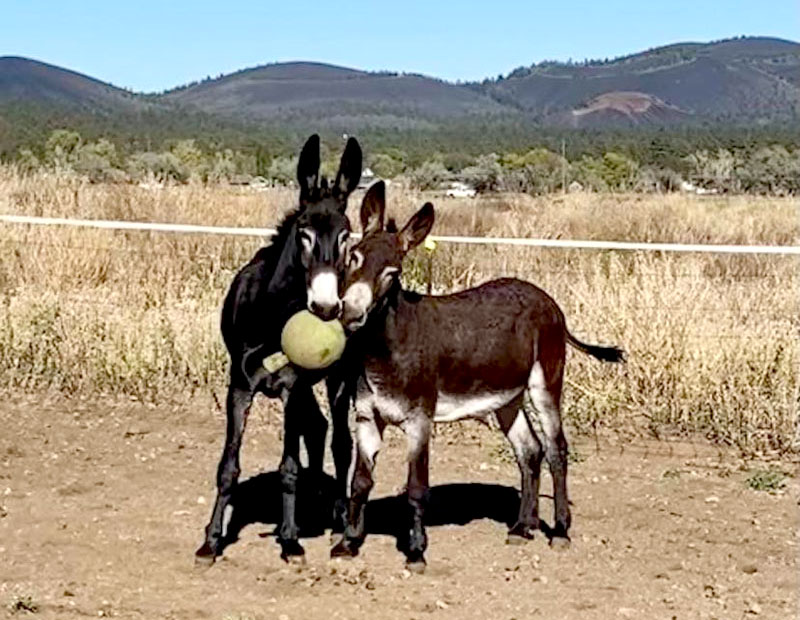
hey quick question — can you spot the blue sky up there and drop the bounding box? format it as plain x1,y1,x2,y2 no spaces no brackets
1,1,797,92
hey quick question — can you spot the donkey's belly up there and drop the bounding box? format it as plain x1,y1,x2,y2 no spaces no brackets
433,389,522,423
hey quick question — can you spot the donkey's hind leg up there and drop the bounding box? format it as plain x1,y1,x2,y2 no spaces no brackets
295,386,329,537
196,379,253,565
496,396,543,544
526,362,571,549
278,384,321,562
326,374,354,535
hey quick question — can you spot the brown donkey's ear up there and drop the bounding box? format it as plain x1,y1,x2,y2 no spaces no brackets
297,134,320,204
399,202,435,252
360,180,386,236
333,137,362,205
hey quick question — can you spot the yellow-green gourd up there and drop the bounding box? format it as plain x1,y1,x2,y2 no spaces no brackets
277,310,346,370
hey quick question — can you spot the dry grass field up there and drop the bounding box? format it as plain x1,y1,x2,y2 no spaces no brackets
0,167,798,456
1,168,798,620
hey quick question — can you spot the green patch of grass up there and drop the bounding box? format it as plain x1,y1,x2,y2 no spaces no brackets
661,467,684,479
745,469,787,493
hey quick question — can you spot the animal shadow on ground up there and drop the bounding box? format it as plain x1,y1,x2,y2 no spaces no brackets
221,470,552,556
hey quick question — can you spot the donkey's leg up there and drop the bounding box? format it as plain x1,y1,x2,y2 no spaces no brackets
277,384,316,561
404,415,431,571
495,396,544,543
326,376,353,534
527,363,570,549
330,414,383,558
196,381,253,564
295,387,327,490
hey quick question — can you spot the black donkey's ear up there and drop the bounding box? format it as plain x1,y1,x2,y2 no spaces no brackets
333,137,362,203
297,134,320,204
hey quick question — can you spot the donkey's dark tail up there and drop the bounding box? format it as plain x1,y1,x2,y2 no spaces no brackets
566,331,626,363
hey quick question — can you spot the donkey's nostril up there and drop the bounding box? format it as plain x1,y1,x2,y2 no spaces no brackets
309,300,339,322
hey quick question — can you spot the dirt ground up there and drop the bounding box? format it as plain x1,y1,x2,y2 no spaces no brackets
0,394,797,620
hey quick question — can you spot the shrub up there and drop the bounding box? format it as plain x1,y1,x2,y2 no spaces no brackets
409,159,450,190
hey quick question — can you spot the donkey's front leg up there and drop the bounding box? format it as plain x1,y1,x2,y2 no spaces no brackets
404,416,431,572
196,381,253,565
330,414,383,558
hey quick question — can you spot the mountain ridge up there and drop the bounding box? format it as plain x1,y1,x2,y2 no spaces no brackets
1,36,798,137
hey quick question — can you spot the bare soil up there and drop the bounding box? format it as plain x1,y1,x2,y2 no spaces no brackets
0,395,797,620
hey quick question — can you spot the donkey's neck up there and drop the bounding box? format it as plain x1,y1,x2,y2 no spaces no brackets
361,285,424,355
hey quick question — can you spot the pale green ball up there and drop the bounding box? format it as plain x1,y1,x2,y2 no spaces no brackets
280,310,346,370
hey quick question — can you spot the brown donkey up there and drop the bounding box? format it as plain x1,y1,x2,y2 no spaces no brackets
330,182,624,570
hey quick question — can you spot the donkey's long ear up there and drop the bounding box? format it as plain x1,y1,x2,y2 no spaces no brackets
333,137,362,204
297,134,320,204
360,181,385,236
399,202,435,252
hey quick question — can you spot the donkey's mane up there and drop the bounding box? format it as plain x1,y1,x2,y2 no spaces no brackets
385,218,398,233
256,206,303,273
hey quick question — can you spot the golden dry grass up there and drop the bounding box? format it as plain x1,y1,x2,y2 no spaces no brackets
1,166,797,455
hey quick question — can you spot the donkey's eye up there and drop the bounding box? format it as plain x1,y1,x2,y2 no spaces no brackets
349,250,364,271
379,266,399,287
299,228,315,254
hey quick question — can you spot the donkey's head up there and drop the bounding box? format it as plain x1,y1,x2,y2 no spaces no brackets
294,134,361,320
341,181,434,332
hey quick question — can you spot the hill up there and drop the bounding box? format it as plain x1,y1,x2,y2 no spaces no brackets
161,61,507,128
481,37,800,125
0,56,150,113
0,37,798,159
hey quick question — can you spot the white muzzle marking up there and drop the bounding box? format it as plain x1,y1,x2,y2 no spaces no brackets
308,271,339,311
342,282,373,328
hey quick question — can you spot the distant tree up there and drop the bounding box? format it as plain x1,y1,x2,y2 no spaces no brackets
170,140,208,181
409,160,450,190
685,149,737,192
44,129,82,170
74,139,126,183
370,152,404,179
207,149,237,183
500,148,568,194
600,152,639,190
265,156,297,186
127,151,187,183
461,153,503,192
16,148,40,174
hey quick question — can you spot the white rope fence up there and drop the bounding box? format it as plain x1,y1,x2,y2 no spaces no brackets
2,214,799,255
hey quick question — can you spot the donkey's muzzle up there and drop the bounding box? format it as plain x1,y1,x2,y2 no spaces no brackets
308,299,342,322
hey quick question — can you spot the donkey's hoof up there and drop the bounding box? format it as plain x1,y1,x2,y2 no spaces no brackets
286,553,307,566
279,540,306,563
549,536,571,552
405,559,427,574
330,539,359,559
194,542,218,567
507,523,536,544
507,533,532,546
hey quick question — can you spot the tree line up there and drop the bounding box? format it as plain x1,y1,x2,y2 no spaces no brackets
9,126,800,195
